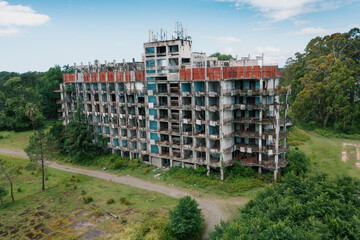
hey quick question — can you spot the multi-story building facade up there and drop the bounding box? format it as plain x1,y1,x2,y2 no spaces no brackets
58,27,290,179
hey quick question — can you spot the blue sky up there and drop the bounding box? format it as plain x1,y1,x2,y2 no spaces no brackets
0,0,359,72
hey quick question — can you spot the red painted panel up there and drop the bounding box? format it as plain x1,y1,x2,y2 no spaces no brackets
253,66,261,78
199,68,205,80
84,73,89,82
222,67,229,79
180,69,186,80
116,71,123,82
213,67,221,80
108,72,115,82
99,72,106,82
125,71,131,82
207,68,214,80
185,69,192,81
192,68,199,80
91,72,97,82
237,67,244,78
244,66,252,78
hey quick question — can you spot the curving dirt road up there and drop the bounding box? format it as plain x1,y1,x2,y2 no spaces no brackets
0,148,248,239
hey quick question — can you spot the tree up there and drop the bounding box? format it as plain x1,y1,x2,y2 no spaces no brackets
0,159,14,202
209,52,233,61
24,130,56,191
62,108,107,163
210,174,360,240
169,196,204,240
0,185,8,205
283,28,360,132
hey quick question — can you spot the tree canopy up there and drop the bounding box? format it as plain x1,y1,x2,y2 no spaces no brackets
210,173,360,240
0,66,63,131
283,28,360,132
209,52,233,61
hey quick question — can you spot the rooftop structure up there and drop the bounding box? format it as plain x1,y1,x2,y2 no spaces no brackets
58,23,290,180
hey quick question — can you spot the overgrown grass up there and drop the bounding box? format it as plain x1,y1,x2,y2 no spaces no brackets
0,130,33,150
287,126,310,146
0,154,178,239
296,131,360,179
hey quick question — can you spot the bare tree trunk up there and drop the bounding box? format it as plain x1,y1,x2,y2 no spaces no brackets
1,164,14,202
40,139,45,191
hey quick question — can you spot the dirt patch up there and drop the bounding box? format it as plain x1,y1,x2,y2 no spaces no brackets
36,205,46,210
25,231,43,240
70,220,95,231
33,211,51,219
81,228,110,240
34,223,52,234
122,207,139,216
19,209,32,216
0,230,8,237
75,210,92,218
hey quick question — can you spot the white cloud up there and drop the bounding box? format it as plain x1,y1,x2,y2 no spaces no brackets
215,0,350,21
0,26,20,36
290,27,329,36
216,36,242,44
0,1,50,36
255,46,281,53
254,46,291,66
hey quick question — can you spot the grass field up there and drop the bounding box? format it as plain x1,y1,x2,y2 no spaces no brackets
0,130,33,150
0,154,178,240
292,129,360,179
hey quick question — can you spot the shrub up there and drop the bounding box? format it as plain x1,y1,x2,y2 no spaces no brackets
25,162,39,171
81,190,87,195
143,167,152,174
283,149,309,176
120,197,130,205
17,187,22,193
288,126,310,146
12,165,23,175
169,196,204,240
107,198,115,204
83,196,93,204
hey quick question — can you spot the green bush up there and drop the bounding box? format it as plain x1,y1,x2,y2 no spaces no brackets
120,197,130,205
210,174,360,240
143,167,152,174
288,126,310,146
83,196,93,204
284,149,310,176
107,198,115,204
169,196,204,240
24,162,39,171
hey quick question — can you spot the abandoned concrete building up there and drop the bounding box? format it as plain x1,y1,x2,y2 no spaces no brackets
58,24,290,179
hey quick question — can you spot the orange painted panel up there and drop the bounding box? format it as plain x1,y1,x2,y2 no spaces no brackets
192,68,199,80
253,66,260,78
199,68,205,80
108,72,115,82
213,67,221,80
99,72,106,82
207,68,214,80
125,71,131,82
185,69,192,81
237,67,244,78
180,69,186,80
244,66,252,78
91,72,97,82
222,67,229,79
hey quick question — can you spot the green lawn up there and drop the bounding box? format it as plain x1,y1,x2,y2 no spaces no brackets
294,131,360,179
0,154,177,239
0,130,33,150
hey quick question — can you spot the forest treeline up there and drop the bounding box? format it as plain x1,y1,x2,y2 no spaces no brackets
283,28,360,132
0,65,74,131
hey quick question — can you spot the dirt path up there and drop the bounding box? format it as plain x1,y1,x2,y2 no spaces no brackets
0,148,248,239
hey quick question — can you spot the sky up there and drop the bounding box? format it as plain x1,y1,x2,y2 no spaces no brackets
0,0,359,73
